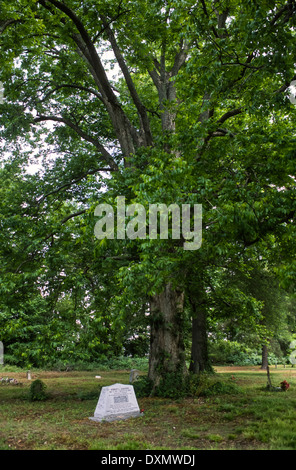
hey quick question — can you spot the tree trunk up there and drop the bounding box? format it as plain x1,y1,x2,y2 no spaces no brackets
189,298,211,374
261,344,268,370
148,283,188,390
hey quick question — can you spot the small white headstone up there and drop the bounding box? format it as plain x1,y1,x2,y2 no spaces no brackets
89,383,143,422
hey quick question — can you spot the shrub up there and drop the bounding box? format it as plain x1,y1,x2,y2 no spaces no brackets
137,371,243,399
133,376,153,398
29,379,47,401
46,356,149,372
154,371,191,399
133,372,191,399
135,371,240,399
1,354,24,368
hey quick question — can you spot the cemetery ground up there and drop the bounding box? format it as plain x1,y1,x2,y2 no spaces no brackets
0,365,296,451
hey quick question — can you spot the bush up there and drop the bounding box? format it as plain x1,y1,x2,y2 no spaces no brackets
154,372,187,399
28,379,47,401
133,372,192,399
46,356,149,372
1,354,24,368
133,376,153,398
208,340,281,366
135,371,242,399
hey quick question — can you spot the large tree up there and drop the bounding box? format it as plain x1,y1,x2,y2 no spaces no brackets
0,0,295,388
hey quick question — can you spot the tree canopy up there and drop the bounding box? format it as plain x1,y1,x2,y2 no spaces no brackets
0,0,295,392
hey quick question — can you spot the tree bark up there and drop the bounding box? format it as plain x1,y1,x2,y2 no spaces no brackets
148,283,188,390
261,344,268,370
189,297,211,374
146,43,190,391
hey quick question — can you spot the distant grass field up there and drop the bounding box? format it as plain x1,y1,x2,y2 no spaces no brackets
0,365,295,450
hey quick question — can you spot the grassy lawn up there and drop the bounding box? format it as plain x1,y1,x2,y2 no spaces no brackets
0,365,296,451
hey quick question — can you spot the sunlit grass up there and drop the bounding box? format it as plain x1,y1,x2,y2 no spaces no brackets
0,365,295,450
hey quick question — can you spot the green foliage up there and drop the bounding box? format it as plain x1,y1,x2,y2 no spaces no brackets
0,0,296,384
135,371,242,399
153,371,191,399
228,352,279,367
133,376,153,398
43,355,149,372
28,379,47,402
209,340,281,366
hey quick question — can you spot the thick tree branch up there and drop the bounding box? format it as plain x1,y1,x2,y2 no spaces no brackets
148,67,161,91
217,108,243,125
200,0,209,17
38,0,141,160
0,19,19,34
270,1,296,27
92,7,128,44
101,17,153,146
38,0,119,106
170,42,189,76
34,115,118,170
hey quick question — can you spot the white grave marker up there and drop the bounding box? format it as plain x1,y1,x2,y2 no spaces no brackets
89,383,143,422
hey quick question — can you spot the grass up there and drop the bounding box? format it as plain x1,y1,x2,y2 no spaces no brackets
0,365,296,450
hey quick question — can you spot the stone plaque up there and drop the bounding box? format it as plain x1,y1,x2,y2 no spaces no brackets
89,383,143,422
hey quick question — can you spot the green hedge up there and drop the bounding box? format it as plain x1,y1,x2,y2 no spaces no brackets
1,354,149,371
